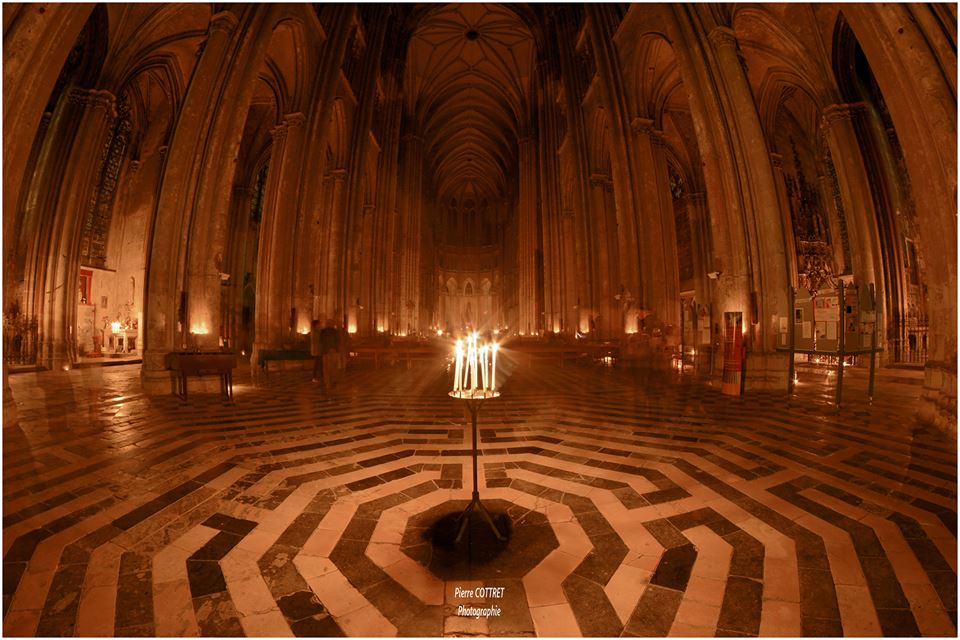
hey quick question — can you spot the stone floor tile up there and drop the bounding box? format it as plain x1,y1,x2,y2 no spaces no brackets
3,363,955,637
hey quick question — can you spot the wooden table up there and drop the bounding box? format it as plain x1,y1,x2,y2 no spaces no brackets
166,352,237,400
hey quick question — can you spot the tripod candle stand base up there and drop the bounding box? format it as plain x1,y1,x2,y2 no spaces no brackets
449,390,505,543
455,491,505,543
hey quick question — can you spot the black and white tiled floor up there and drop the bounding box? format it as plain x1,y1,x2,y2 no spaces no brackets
3,358,956,636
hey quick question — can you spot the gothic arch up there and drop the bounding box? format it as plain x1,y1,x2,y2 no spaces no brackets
731,5,836,106
589,108,612,176
632,33,685,128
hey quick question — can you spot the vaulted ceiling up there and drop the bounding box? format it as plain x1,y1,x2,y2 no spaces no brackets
405,3,535,204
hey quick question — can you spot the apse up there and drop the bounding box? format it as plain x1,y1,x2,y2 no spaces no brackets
402,4,535,334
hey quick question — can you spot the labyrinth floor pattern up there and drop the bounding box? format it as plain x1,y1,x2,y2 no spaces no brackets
3,360,956,637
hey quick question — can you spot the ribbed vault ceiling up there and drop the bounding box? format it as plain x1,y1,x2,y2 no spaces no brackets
406,3,534,204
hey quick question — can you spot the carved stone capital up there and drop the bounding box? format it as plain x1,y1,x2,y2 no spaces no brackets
589,173,611,189
68,88,117,121
821,102,865,132
270,122,288,143
630,116,655,136
209,11,239,35
329,168,348,182
284,112,306,128
708,26,738,51
770,152,784,169
536,57,557,78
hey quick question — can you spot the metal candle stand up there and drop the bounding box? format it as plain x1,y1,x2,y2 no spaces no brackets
449,389,505,543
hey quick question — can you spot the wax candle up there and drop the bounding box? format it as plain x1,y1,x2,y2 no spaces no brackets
470,333,478,391
480,345,488,390
454,340,463,392
491,343,498,390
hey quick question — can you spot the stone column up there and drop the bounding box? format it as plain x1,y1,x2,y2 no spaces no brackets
289,3,355,327
357,203,376,335
560,209,579,333
842,5,956,435
370,78,403,336
253,113,306,356
517,137,538,336
768,153,798,287
225,184,254,345
3,4,92,267
706,25,790,387
293,185,318,335
587,174,617,338
651,132,682,335
535,59,567,335
819,103,883,289
41,88,117,370
318,168,347,323
684,192,711,313
584,4,643,324
141,10,253,391
398,134,424,335
630,118,674,327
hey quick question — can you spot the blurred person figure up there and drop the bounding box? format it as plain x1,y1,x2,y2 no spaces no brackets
310,319,323,382
320,319,340,390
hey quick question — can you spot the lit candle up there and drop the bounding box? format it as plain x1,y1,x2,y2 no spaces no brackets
465,335,472,392
491,343,498,390
480,345,488,390
454,340,463,392
470,333,478,391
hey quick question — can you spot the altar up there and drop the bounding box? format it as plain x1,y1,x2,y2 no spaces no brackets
108,329,138,354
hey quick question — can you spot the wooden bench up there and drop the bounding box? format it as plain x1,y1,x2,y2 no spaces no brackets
257,349,312,373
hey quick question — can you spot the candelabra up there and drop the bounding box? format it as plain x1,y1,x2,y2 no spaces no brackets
449,333,504,542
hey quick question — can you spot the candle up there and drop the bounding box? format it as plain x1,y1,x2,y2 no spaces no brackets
470,333,478,391
491,343,498,390
467,336,474,390
454,340,463,392
480,345,488,390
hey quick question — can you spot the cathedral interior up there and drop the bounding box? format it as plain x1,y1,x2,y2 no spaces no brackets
2,3,957,637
